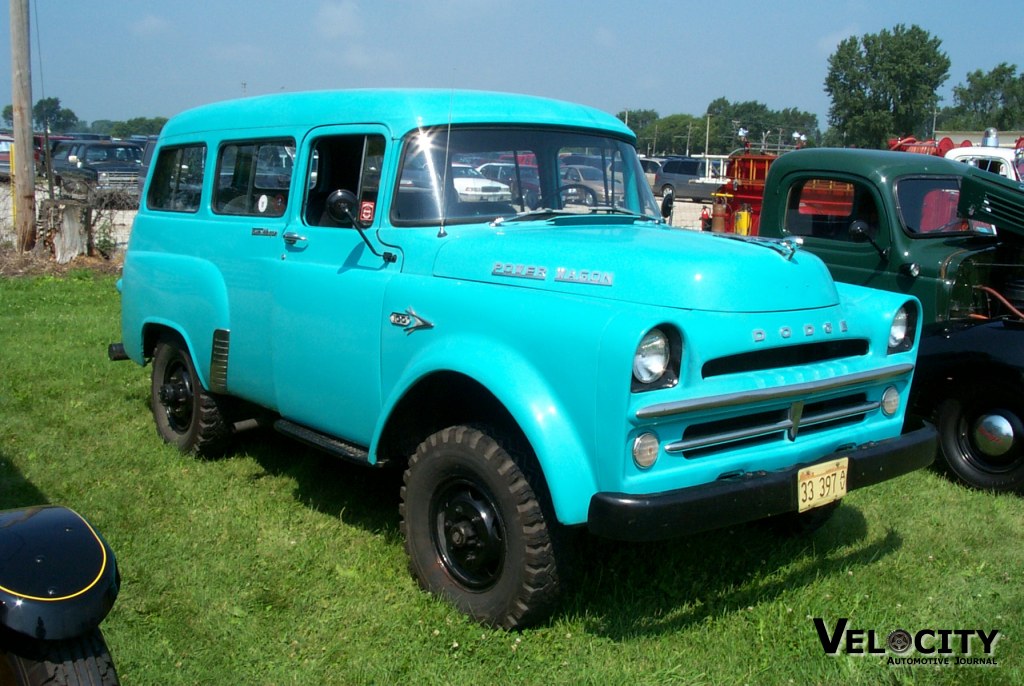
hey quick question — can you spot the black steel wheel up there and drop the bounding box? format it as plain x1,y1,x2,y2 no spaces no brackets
400,426,564,629
0,628,119,686
150,333,230,455
937,382,1024,492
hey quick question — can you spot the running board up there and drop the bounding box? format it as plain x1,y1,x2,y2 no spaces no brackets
273,419,381,467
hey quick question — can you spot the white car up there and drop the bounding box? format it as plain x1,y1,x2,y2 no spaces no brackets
451,164,512,202
945,147,1023,182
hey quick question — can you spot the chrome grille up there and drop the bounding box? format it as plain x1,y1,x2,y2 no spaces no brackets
98,172,139,190
666,393,876,458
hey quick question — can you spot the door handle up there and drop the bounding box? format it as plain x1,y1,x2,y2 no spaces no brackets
283,231,307,245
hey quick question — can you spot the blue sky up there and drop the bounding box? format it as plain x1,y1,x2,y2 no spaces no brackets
2,0,1023,131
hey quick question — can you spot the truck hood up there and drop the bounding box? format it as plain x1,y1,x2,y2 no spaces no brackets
432,219,840,313
959,168,1024,244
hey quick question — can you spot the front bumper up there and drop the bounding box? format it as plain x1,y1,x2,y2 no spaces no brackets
588,425,936,541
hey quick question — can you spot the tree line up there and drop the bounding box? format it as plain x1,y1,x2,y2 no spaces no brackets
5,24,1021,155
1,97,166,139
620,23,1024,157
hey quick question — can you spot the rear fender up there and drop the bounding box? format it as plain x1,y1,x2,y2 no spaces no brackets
120,252,230,388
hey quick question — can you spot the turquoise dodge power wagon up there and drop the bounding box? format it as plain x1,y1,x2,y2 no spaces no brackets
113,90,935,628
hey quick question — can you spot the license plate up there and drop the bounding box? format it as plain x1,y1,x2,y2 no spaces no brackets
797,457,848,512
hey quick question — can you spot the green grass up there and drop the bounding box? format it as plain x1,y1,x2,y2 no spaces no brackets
0,272,1021,685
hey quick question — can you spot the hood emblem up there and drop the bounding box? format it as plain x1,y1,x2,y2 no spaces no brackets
491,261,614,287
390,308,433,335
555,267,614,286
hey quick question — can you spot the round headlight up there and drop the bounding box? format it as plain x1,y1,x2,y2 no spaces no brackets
633,328,669,384
888,306,910,351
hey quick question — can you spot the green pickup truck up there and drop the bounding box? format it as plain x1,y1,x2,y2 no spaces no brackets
756,148,1024,492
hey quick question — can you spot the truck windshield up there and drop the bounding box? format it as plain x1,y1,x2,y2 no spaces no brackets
391,126,659,226
895,177,996,236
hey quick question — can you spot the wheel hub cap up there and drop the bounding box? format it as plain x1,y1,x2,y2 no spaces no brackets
972,413,1016,457
159,381,191,406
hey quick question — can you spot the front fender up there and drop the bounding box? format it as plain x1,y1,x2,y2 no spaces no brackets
0,507,119,641
373,334,599,526
914,319,1024,405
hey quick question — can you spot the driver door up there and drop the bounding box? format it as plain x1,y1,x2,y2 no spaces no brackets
270,126,395,447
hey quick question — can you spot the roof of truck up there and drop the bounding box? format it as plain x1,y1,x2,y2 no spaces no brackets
768,147,973,181
159,89,635,144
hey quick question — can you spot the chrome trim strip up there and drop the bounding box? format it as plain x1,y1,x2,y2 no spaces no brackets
638,364,912,420
799,401,880,429
666,419,794,453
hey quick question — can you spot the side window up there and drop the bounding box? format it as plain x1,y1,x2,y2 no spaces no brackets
304,134,386,227
147,144,207,213
214,139,294,217
784,178,876,241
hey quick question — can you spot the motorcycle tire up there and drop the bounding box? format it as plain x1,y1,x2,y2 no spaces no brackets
0,628,119,686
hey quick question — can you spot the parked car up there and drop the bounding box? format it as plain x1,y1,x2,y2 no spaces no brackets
476,162,541,208
56,141,144,206
137,136,159,196
0,134,13,179
558,164,623,206
653,157,719,201
945,146,1023,182
638,156,664,192
450,163,512,203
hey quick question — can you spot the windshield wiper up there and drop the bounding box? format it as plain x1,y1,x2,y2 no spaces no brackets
496,206,661,225
592,206,662,222
494,209,581,224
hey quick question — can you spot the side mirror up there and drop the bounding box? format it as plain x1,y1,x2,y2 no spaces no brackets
848,220,887,261
848,220,870,242
325,188,397,264
325,189,359,225
660,188,674,219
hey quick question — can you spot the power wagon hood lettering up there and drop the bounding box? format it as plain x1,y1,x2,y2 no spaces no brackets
433,225,840,313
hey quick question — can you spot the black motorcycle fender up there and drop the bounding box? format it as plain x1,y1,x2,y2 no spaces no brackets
0,506,120,641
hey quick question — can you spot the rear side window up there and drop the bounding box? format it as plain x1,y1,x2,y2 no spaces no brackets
784,177,880,241
148,144,207,213
663,159,699,175
214,139,294,217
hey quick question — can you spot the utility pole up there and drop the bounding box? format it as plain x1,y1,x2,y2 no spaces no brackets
10,0,36,252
